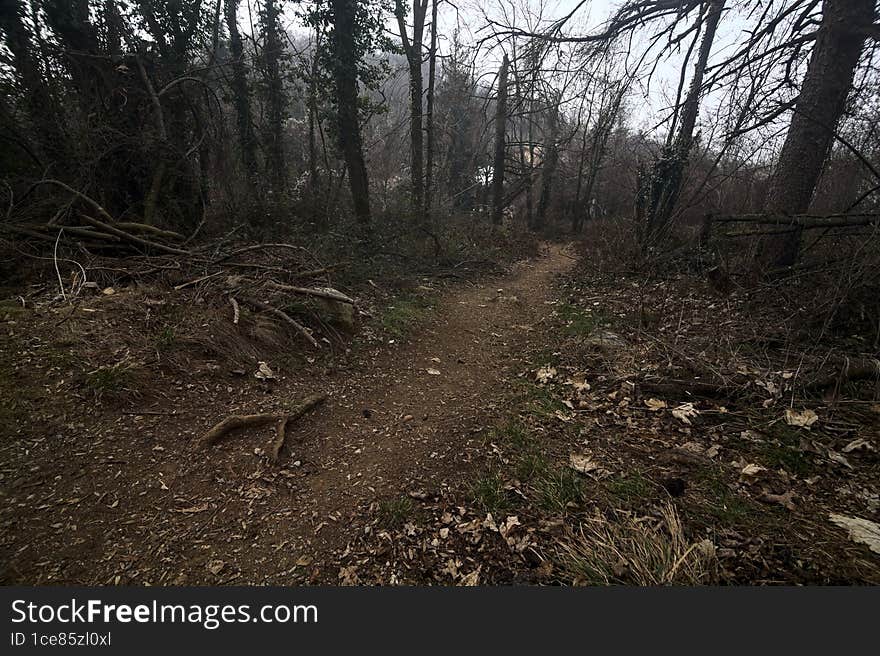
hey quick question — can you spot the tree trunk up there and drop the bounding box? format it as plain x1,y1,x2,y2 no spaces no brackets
331,0,372,227
395,0,429,221
0,0,67,164
308,31,323,222
262,0,287,191
491,55,509,225
225,0,259,181
424,0,439,221
642,0,724,245
762,0,876,268
535,98,560,230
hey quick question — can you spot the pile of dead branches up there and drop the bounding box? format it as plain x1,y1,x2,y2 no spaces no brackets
2,179,357,349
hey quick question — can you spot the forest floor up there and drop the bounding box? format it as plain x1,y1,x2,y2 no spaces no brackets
1,240,878,585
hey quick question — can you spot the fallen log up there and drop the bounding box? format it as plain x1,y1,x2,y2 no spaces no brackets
201,394,327,455
803,357,880,394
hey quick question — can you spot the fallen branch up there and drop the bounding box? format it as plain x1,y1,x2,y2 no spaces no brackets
804,357,880,394
212,242,310,265
201,394,327,455
712,213,879,229
239,295,319,348
266,281,356,305
79,214,190,256
115,222,185,241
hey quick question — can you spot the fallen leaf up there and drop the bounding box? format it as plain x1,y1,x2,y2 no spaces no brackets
207,560,225,575
740,463,766,477
460,567,481,586
672,402,699,424
784,408,818,428
842,438,874,453
828,513,880,554
644,398,667,411
569,453,599,475
254,361,276,380
535,367,557,384
761,490,796,511
565,378,591,393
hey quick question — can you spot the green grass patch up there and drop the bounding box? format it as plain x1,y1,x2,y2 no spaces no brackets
515,451,549,482
377,496,417,529
535,467,585,513
488,420,537,452
509,380,566,418
0,300,28,318
380,296,433,337
757,424,816,476
154,325,177,352
757,442,815,477
471,471,512,515
607,472,654,504
84,363,135,400
696,471,756,525
558,303,611,337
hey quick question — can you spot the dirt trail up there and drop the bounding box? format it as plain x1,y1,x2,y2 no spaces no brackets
2,243,575,585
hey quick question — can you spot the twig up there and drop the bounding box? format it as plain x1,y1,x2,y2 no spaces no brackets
53,229,67,303
173,271,224,291
229,296,240,325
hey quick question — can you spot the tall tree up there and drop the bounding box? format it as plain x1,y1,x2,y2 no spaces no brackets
640,0,725,245
329,0,372,227
394,0,429,220
535,95,560,230
261,0,287,191
0,0,67,165
491,54,509,225
762,0,878,268
225,0,259,181
423,0,439,221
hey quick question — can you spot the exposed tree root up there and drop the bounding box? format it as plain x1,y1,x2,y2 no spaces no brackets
202,394,327,459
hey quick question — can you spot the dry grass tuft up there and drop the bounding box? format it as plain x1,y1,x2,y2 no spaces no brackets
555,503,718,586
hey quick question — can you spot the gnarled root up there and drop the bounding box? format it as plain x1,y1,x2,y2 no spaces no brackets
201,394,327,463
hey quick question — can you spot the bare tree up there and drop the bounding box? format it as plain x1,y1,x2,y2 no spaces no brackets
762,0,878,267
491,54,510,225
262,0,287,191
640,0,726,246
225,0,258,181
330,0,372,227
395,0,429,220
